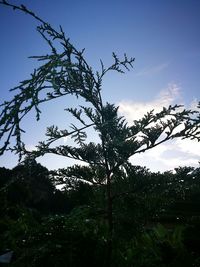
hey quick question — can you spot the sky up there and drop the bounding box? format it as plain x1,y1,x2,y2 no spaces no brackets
0,0,200,172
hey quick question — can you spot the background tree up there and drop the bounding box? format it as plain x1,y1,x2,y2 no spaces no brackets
0,1,200,266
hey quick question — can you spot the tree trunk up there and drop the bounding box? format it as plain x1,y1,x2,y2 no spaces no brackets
105,174,113,267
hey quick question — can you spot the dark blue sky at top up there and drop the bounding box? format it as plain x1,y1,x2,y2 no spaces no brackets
1,0,200,102
0,0,200,170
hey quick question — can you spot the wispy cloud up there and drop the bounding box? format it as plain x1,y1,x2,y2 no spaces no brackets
25,144,37,151
63,136,69,143
175,139,200,158
118,83,181,123
159,157,198,170
190,98,199,111
119,84,199,172
136,62,169,77
129,141,200,172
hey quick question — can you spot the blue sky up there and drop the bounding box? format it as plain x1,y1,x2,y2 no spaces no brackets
0,0,200,171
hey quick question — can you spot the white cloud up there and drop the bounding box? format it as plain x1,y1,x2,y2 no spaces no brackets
144,144,169,158
136,62,169,77
190,98,199,111
175,139,200,157
119,84,200,172
158,156,198,170
130,142,199,172
25,144,37,151
63,136,69,143
118,83,181,123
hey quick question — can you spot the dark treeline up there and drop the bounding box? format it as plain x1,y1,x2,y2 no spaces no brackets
1,159,200,266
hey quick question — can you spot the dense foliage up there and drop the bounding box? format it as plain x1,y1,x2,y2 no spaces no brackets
1,162,200,266
0,1,200,266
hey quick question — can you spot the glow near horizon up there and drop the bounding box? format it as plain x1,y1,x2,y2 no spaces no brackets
0,0,200,172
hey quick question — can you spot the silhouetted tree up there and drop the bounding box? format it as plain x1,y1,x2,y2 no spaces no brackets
0,1,200,266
